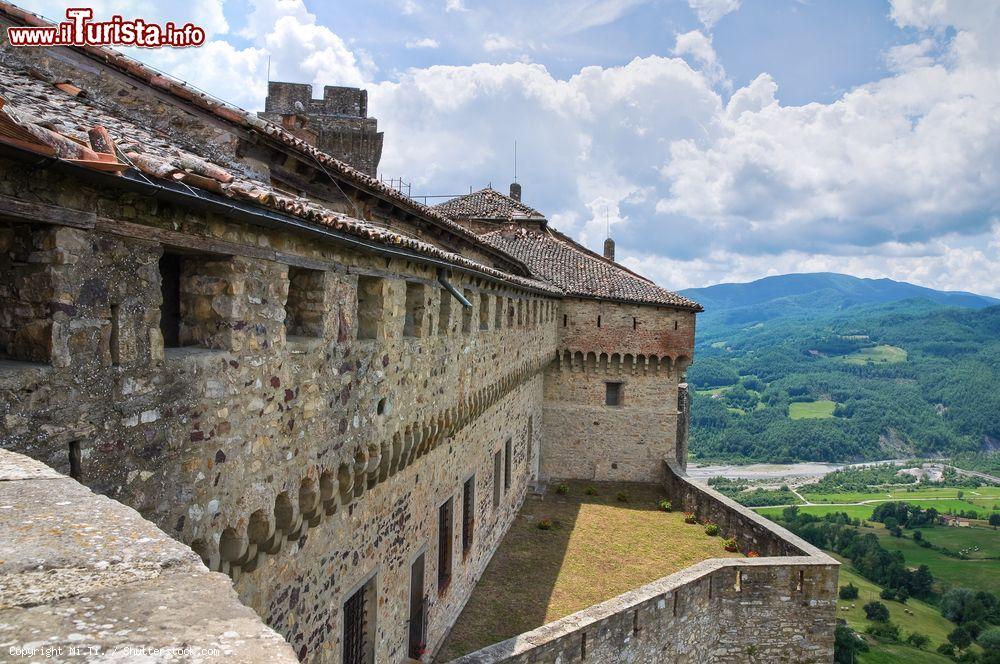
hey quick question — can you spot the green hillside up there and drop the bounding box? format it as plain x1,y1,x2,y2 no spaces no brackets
684,294,1000,463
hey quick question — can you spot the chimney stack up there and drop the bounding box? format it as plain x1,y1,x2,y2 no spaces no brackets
509,182,521,201
603,237,616,261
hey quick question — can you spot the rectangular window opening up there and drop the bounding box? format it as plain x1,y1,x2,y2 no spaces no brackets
633,317,637,330
493,450,502,508
408,554,425,659
563,314,568,328
343,576,376,664
286,266,325,338
438,498,454,594
356,276,384,340
504,439,512,492
68,440,82,481
159,252,182,348
403,281,426,338
462,475,475,557
605,382,623,407
597,315,601,328
109,304,122,366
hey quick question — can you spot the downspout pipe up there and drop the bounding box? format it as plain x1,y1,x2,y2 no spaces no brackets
437,268,472,308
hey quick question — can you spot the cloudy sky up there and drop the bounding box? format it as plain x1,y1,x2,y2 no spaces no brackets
21,0,1000,295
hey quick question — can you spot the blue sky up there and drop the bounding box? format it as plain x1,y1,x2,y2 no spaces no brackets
21,0,1000,295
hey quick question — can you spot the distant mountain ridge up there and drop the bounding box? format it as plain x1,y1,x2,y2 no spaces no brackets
680,273,998,329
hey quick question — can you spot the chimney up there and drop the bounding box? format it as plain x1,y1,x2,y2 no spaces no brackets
509,182,521,201
603,237,615,261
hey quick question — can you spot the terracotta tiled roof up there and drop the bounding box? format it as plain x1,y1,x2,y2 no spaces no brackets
434,187,543,221
0,1,509,260
481,226,702,310
0,61,559,295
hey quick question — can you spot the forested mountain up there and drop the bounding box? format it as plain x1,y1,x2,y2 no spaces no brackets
681,273,998,338
681,275,1000,463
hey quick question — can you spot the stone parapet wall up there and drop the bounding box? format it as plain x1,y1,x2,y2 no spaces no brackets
662,460,824,558
0,449,296,663
446,463,838,664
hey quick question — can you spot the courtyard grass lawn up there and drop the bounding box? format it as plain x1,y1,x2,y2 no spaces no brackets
437,481,741,660
840,344,908,365
788,399,836,419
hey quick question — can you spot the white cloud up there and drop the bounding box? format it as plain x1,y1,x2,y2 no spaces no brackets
625,223,1000,297
405,38,441,49
445,0,467,12
687,0,741,28
482,34,520,52
31,0,998,295
673,30,728,88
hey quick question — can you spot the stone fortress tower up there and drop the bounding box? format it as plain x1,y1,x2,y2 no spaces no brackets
436,184,697,483
259,81,384,176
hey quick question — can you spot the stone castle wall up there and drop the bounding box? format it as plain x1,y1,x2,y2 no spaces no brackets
541,299,695,482
446,462,838,664
0,156,558,662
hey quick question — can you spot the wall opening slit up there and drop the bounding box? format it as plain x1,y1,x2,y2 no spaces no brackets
462,475,475,557
158,252,182,348
503,439,512,492
438,497,453,594
407,554,426,659
68,440,82,481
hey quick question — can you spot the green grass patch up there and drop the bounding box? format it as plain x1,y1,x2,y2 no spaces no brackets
801,486,1000,505
857,643,954,664
788,399,837,419
873,527,1000,595
840,344,908,365
755,504,878,520
834,558,961,654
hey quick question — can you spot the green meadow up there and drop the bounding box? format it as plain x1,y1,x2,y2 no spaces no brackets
839,344,908,365
788,399,837,419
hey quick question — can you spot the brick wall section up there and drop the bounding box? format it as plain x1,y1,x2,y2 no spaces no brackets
541,299,695,482
446,463,838,664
